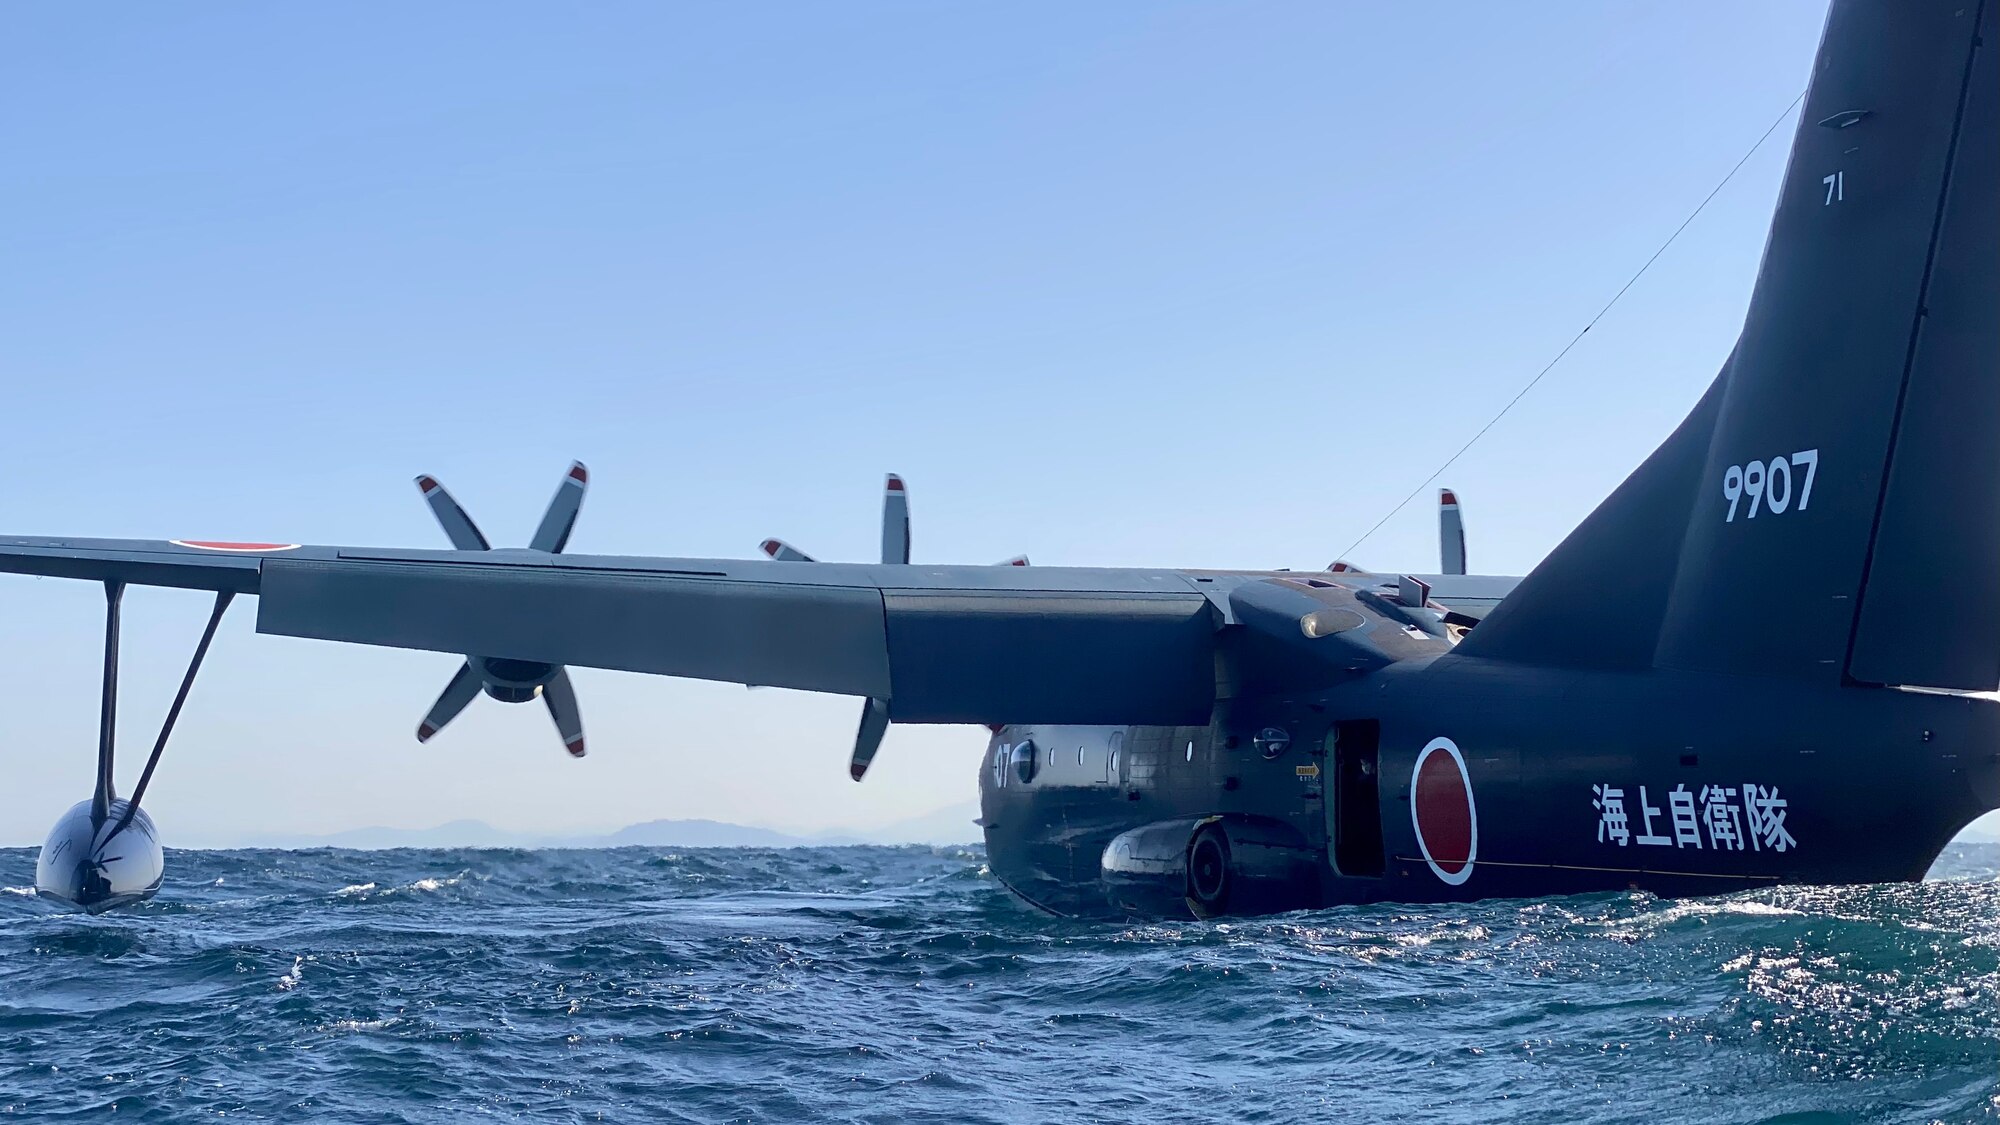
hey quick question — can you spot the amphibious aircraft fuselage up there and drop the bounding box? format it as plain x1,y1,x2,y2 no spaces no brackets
981,665,2000,917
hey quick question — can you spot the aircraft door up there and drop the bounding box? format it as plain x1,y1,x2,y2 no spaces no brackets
1330,720,1385,877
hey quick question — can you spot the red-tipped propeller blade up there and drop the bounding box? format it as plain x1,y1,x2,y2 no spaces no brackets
415,476,492,552
417,660,483,742
530,462,589,554
880,474,910,565
1438,487,1467,576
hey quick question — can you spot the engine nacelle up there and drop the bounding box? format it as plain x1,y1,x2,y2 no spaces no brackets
476,656,557,703
1099,815,1322,918
35,799,164,913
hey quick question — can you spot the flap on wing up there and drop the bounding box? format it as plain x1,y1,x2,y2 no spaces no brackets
256,557,1219,725
882,591,1215,724
259,557,893,696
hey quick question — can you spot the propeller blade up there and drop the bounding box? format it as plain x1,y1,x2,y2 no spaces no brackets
760,538,817,562
850,696,890,781
529,462,589,554
995,554,1030,567
417,660,483,742
541,667,586,757
880,474,910,565
415,476,492,551
1438,488,1467,575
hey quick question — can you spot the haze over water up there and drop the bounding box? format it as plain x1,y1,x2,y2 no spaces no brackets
2,843,1995,1122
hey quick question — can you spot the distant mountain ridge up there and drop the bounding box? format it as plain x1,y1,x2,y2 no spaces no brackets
208,802,981,851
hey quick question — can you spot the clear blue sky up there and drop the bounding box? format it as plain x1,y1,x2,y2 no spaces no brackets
1,3,1874,845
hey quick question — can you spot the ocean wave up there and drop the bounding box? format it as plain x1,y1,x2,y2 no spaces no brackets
0,841,1993,1123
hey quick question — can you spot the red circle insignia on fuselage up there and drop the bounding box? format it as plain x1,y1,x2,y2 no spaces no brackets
169,540,303,553
1411,737,1477,885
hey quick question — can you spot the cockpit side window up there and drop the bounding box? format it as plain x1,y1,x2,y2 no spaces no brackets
1010,740,1039,784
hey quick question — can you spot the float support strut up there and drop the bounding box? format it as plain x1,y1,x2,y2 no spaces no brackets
115,590,235,837
91,580,125,824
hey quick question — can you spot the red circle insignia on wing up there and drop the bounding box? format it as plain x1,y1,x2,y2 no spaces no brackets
169,540,302,553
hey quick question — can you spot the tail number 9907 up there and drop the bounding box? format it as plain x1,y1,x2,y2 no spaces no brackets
1724,449,1818,522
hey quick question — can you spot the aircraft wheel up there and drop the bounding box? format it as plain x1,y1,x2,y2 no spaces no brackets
1186,822,1232,917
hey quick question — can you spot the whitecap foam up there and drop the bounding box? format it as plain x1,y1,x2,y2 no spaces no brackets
2,886,34,897
397,873,464,894
327,1017,396,1032
277,957,305,991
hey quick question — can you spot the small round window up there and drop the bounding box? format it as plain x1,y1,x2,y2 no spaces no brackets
1010,739,1039,784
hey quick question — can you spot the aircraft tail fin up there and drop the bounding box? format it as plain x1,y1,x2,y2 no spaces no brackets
1462,0,1998,689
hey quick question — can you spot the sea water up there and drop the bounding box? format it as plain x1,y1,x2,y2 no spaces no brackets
2,843,1995,1123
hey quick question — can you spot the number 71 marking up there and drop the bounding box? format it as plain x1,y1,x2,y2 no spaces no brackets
1823,171,1845,205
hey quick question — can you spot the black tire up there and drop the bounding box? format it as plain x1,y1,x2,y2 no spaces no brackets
1186,823,1232,916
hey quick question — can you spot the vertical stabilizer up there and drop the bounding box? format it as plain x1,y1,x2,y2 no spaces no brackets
1463,0,1996,685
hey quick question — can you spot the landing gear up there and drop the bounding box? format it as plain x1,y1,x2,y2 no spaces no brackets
1186,821,1232,917
34,582,234,913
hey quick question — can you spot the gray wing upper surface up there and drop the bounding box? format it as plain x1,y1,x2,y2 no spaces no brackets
0,536,1516,725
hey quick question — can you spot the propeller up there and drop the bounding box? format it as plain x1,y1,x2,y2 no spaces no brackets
1439,489,1467,575
1325,488,1469,576
881,473,911,566
757,473,1029,780
758,538,816,562
411,462,591,758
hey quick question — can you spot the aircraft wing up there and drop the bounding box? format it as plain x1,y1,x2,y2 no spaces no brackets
0,536,1221,725
1310,570,1518,622
1403,574,1518,621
